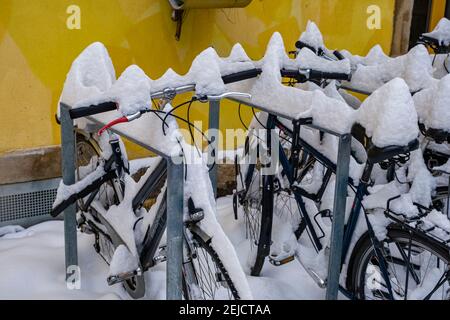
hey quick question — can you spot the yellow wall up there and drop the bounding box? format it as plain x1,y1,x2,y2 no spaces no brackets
0,0,396,158
430,0,447,31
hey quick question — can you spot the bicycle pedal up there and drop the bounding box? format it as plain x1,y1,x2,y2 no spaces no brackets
79,224,93,235
269,253,295,266
153,245,167,265
107,268,142,286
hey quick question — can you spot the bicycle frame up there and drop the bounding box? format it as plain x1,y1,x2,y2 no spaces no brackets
242,113,397,299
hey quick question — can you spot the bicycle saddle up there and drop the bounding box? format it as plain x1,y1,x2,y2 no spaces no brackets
419,123,450,144
418,35,450,54
351,123,419,164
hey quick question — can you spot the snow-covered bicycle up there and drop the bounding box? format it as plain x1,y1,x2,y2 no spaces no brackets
52,43,259,300
233,28,450,300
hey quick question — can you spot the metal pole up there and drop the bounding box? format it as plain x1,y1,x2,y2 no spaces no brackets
59,103,78,279
166,157,184,300
446,0,450,20
208,99,220,197
325,133,351,300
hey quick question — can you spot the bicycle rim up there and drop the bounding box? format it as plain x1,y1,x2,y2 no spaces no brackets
348,227,450,300
183,231,240,300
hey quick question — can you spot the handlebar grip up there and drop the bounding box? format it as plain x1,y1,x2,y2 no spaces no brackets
309,69,351,81
333,50,345,61
295,41,318,54
69,101,118,120
221,68,262,84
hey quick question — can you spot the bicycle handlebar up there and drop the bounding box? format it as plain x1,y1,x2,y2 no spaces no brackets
417,35,450,54
68,69,263,120
69,101,118,120
281,68,351,81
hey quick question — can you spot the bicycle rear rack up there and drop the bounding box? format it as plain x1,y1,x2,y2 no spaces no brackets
385,195,450,248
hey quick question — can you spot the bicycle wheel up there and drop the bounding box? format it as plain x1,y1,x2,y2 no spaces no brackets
76,133,118,210
75,133,145,299
238,142,272,276
182,230,240,300
347,225,450,300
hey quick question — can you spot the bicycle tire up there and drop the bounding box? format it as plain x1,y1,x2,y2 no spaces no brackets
346,225,450,300
183,229,241,300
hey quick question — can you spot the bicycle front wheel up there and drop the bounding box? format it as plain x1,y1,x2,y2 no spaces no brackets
182,230,241,300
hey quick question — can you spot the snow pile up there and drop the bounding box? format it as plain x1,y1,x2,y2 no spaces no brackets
403,45,435,92
53,162,106,209
58,42,116,128
181,142,253,300
0,225,25,238
59,42,116,110
102,175,141,257
248,32,356,134
347,45,434,93
355,78,419,148
341,45,392,68
108,245,139,277
296,47,351,74
298,21,325,53
188,47,227,96
414,74,450,131
423,18,450,46
81,65,152,116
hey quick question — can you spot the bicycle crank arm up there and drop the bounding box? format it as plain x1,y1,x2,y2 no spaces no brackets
294,252,327,289
107,267,142,286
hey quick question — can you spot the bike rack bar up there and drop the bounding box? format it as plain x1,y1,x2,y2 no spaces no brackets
59,103,185,300
166,158,185,300
208,99,220,197
325,133,351,300
59,103,79,280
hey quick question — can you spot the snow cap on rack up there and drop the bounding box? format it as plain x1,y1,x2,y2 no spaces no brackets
423,17,450,46
59,42,116,112
107,65,152,116
414,73,450,131
298,21,325,52
356,78,419,148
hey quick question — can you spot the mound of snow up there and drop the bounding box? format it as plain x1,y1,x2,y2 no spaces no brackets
414,74,450,131
298,21,325,52
356,78,418,148
423,18,450,46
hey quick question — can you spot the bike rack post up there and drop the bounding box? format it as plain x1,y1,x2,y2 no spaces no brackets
208,99,220,197
166,156,185,300
59,103,78,279
326,133,351,300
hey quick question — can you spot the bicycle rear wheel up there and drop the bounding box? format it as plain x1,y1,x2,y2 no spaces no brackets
347,225,450,300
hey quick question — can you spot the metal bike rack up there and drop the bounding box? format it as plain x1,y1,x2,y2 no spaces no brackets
208,99,220,197
227,97,351,300
59,102,185,300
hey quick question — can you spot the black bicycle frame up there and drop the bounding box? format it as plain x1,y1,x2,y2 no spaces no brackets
268,116,396,298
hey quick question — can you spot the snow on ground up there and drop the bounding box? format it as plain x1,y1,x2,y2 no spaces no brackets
0,197,323,300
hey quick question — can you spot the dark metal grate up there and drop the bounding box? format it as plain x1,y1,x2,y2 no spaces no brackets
0,178,60,227
0,188,57,223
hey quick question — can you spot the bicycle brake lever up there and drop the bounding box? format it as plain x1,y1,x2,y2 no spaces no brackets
206,92,252,101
